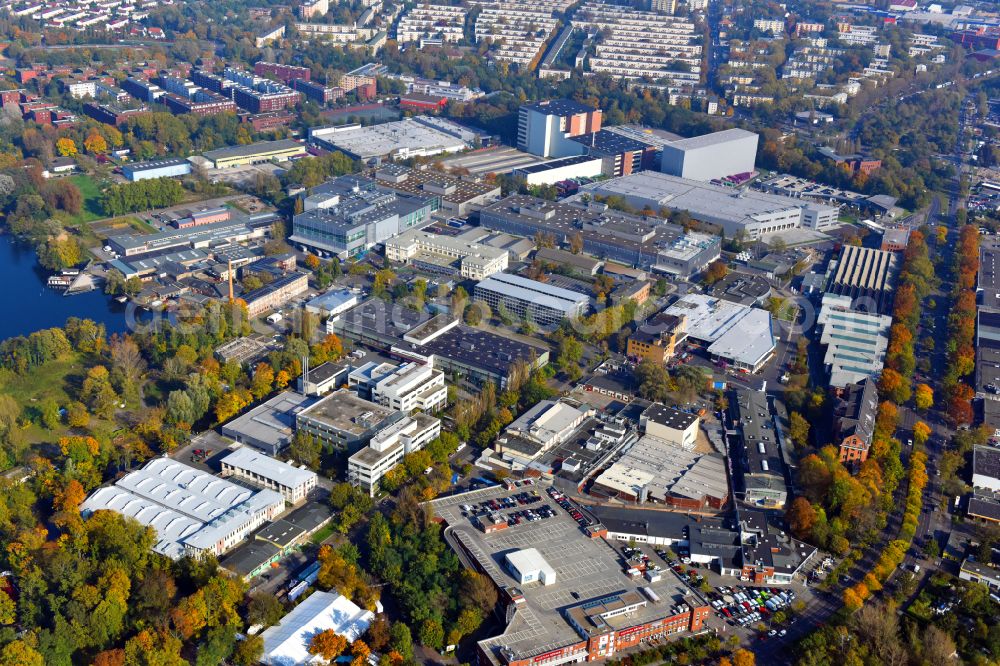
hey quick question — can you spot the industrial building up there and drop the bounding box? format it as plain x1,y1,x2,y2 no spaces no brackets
570,128,659,177
592,434,728,508
480,195,720,274
291,176,436,259
80,458,285,559
348,359,448,413
122,157,193,181
727,389,787,508
973,445,1000,493
333,304,549,388
262,591,374,666
305,289,360,319
817,294,893,388
203,139,307,169
308,117,484,161
300,360,351,397
640,403,699,449
517,99,603,158
513,155,605,186
384,227,509,280
473,272,590,326
243,271,310,318
663,295,775,373
296,389,403,451
221,391,318,455
373,165,501,216
660,128,759,182
494,400,592,468
107,212,276,258
347,412,442,495
428,489,712,666
220,446,318,504
825,245,898,315
574,172,839,239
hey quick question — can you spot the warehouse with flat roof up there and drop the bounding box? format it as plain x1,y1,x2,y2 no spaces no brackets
220,391,318,455
660,128,759,182
122,157,192,181
574,172,839,239
203,139,306,168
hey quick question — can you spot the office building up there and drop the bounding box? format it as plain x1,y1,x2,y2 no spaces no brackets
570,128,659,176
296,389,404,451
575,172,838,239
517,99,603,158
291,176,436,259
347,413,441,495
80,458,284,559
474,272,590,326
384,227,509,279
833,377,878,464
203,139,306,168
221,446,318,504
660,129,759,182
627,313,687,364
349,360,448,413
122,157,192,182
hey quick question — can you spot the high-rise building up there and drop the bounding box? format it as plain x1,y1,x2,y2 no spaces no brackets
516,99,602,158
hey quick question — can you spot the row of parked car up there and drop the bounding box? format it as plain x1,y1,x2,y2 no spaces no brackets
709,587,797,628
547,486,592,527
506,505,557,526
463,490,542,516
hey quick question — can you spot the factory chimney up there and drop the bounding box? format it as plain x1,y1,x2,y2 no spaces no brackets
228,260,234,301
301,355,309,394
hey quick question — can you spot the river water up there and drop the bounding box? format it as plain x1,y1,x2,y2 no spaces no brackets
0,233,130,342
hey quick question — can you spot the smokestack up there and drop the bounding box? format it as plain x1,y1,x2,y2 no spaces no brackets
302,355,309,394
228,260,234,301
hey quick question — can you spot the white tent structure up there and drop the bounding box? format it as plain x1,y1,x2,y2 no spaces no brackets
262,591,375,665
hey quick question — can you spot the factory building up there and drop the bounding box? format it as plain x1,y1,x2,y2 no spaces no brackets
474,272,590,327
660,128,759,182
825,244,898,315
384,227,509,280
80,458,284,559
203,139,307,168
290,176,436,259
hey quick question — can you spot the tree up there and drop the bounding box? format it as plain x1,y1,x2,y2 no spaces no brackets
67,401,89,428
251,362,275,400
703,260,728,285
309,630,348,661
912,420,931,447
232,635,264,666
789,412,809,447
247,593,285,627
785,497,817,538
84,129,108,155
289,430,321,468
915,383,933,411
388,623,414,661
55,137,77,157
731,649,755,666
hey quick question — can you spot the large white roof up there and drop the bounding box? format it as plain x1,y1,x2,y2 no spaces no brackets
262,591,375,666
221,447,318,489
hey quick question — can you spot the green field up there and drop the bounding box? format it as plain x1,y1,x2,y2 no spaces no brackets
66,174,106,224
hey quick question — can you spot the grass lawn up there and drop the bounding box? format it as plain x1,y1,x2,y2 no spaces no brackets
66,174,106,224
310,523,337,545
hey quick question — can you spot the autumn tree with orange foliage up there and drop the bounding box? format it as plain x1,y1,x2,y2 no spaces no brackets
309,630,348,661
